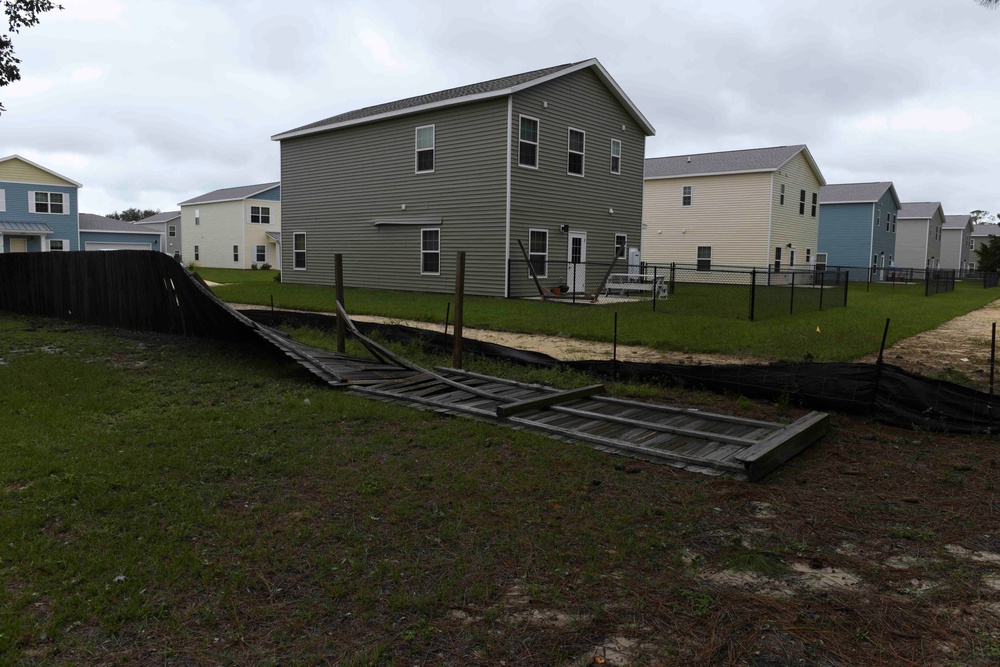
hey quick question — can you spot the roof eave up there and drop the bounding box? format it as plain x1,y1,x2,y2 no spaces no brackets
0,154,83,188
645,167,778,181
777,146,826,187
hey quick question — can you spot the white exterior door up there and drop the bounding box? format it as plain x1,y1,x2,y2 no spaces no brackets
567,231,587,292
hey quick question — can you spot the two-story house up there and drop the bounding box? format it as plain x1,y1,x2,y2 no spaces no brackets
271,58,655,297
0,154,81,252
641,145,826,271
941,214,973,273
135,211,182,259
970,224,999,270
179,183,281,269
896,202,945,269
817,182,899,278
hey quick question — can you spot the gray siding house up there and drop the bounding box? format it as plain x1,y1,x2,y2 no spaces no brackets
971,224,1000,269
271,58,655,297
896,202,945,269
941,214,973,272
135,211,182,259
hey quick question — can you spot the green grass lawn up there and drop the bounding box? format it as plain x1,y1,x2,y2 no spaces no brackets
207,269,1000,362
3,314,998,665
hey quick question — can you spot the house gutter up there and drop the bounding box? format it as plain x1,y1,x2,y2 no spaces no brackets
503,95,512,297
869,204,875,269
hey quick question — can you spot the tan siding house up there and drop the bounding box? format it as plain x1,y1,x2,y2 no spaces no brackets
179,183,281,269
642,145,825,270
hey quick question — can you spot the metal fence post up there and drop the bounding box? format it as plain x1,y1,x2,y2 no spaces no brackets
670,262,676,295
844,270,850,306
750,268,756,321
571,262,577,304
789,271,796,315
652,266,658,312
819,270,825,310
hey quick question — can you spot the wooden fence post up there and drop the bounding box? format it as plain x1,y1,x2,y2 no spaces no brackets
453,251,465,369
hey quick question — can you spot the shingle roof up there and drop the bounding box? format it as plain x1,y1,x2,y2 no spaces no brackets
972,224,1000,237
897,202,942,220
644,145,824,183
943,214,972,229
178,182,280,206
136,211,180,224
272,58,654,140
819,182,895,205
79,213,156,233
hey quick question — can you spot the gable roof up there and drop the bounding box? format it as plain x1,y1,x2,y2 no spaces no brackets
897,202,943,220
819,182,900,208
943,214,972,230
80,213,160,234
0,154,83,188
178,182,280,206
644,145,825,185
272,58,655,140
136,211,181,224
972,224,1000,237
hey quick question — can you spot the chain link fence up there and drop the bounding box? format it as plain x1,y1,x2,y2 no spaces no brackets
507,259,849,320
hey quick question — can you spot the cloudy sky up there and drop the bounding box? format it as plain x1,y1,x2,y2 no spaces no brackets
3,0,997,218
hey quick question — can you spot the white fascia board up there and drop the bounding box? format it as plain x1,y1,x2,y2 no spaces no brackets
644,168,778,181
82,229,164,236
820,199,879,205
0,154,83,188
776,146,826,187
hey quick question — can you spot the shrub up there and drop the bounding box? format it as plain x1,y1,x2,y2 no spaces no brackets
273,271,281,283
261,262,273,271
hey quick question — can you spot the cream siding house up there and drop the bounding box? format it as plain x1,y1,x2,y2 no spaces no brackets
179,183,280,269
642,145,825,270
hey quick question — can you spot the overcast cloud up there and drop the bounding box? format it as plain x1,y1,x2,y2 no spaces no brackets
3,0,997,217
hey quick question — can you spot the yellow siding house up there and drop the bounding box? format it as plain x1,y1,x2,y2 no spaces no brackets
642,145,826,270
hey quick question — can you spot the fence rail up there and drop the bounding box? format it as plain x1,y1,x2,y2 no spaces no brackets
508,259,849,320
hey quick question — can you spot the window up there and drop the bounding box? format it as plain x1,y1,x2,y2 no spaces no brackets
528,229,548,278
610,139,621,174
233,245,239,262
32,191,65,214
970,237,975,250
888,255,893,267
250,206,270,224
195,209,200,226
886,213,891,228
293,232,306,270
696,246,712,271
49,239,65,251
615,234,627,259
168,225,176,237
518,116,539,168
774,246,782,273
415,125,435,173
790,249,796,266
255,245,266,262
421,228,440,275
779,184,785,206
194,245,200,261
815,253,828,271
873,254,878,268
567,128,585,176
879,251,885,267
682,185,692,207
806,248,811,264
811,193,817,217
876,214,881,228
891,215,896,233
799,190,806,215
0,189,6,212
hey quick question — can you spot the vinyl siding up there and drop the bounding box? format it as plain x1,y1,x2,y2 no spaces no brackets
0,158,75,187
81,231,160,249
767,152,821,268
870,189,898,268
508,68,645,295
817,202,874,269
181,200,248,269
0,180,80,251
244,198,281,267
895,209,944,269
279,97,511,296
641,171,772,267
940,223,971,270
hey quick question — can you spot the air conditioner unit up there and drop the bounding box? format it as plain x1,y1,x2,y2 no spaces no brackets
627,247,641,278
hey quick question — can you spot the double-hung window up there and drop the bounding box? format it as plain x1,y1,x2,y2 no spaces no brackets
799,190,806,215
195,209,200,226
415,125,435,173
891,215,896,233
682,186,692,207
567,128,585,176
519,116,539,168
779,184,785,205
293,233,306,270
255,245,266,262
528,229,548,278
421,229,440,275
168,225,176,237
610,139,621,174
32,192,65,214
696,246,712,271
251,206,270,224
614,234,627,259
233,245,239,262
49,239,65,251
194,245,200,261
811,193,818,217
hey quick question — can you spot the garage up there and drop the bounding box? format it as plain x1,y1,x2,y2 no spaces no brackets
84,241,152,251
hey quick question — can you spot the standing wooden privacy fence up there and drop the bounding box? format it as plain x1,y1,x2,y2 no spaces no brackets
0,250,252,340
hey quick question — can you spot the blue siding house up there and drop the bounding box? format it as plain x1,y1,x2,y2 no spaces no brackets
0,154,81,252
79,214,165,251
818,182,900,279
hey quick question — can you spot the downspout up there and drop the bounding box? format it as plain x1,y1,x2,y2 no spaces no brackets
765,173,774,266
503,95,513,297
242,200,248,269
869,204,874,269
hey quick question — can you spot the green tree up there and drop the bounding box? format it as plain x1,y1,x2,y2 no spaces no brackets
107,208,160,222
1,1,63,113
975,235,1000,272
978,0,999,7
970,210,996,224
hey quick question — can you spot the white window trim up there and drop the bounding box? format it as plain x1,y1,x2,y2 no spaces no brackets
233,244,240,262
420,228,441,276
168,225,176,237
518,115,539,169
293,232,307,270
255,245,266,262
567,128,585,177
696,245,712,271
194,245,200,261
682,185,692,207
48,239,66,251
29,190,68,215
195,208,200,226
415,124,435,174
614,233,627,259
250,205,270,224
779,184,785,206
528,228,549,278
0,189,5,212
610,139,621,175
